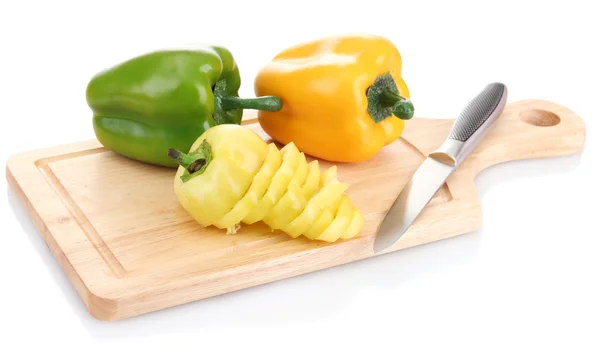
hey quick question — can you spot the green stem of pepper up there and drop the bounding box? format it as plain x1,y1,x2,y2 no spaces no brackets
212,78,283,125
219,95,283,112
168,139,213,182
378,90,415,120
366,72,415,123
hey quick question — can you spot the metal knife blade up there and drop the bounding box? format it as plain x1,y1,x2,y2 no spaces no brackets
373,82,509,254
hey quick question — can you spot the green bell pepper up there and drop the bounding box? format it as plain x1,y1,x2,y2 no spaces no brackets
85,46,282,167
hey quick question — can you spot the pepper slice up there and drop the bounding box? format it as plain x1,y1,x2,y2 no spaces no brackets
214,142,282,232
316,195,354,242
168,124,268,227
242,142,302,224
282,173,349,238
341,208,365,239
301,160,321,199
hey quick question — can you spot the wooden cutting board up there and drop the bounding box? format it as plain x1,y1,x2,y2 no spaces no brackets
6,99,586,321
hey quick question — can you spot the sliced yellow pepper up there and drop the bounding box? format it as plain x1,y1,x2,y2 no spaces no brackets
169,124,364,242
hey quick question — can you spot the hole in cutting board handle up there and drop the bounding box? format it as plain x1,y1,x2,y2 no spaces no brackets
519,109,561,127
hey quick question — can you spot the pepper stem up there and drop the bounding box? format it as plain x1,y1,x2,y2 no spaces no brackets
168,139,213,182
212,78,282,125
378,90,415,119
366,72,415,123
219,95,283,112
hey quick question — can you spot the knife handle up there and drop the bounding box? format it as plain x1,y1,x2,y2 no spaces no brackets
430,82,508,166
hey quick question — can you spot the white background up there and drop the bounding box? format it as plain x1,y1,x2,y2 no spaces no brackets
1,0,599,358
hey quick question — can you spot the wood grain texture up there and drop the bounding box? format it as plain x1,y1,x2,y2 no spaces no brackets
6,99,586,321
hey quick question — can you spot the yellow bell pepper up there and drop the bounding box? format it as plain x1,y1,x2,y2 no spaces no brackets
168,124,364,241
254,33,415,163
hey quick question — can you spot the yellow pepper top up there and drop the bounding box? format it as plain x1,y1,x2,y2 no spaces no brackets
254,34,414,163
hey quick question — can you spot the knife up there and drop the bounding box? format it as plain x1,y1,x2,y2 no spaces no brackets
373,82,509,254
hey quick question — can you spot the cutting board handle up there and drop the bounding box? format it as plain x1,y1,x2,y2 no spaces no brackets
468,99,586,174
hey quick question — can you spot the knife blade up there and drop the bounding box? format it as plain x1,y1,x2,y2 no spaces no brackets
373,82,509,254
